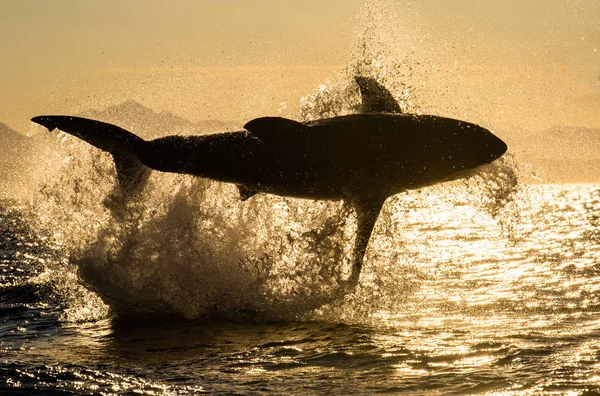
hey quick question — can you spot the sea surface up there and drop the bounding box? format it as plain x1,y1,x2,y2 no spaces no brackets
3,63,600,394
3,179,600,395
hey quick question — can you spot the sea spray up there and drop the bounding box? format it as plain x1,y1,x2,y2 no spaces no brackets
25,50,516,323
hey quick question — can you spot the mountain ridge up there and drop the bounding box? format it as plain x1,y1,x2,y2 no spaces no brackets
80,100,238,139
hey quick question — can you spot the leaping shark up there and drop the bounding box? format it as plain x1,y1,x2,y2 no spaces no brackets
32,77,507,292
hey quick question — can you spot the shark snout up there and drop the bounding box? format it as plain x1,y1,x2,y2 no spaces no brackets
486,133,508,161
467,124,507,163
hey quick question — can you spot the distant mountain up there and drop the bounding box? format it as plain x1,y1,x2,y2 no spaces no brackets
6,106,600,191
0,122,29,162
81,101,238,139
0,122,27,145
0,122,32,197
0,102,239,198
501,125,600,183
525,126,600,161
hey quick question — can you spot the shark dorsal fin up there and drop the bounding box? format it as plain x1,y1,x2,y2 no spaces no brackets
355,76,402,114
243,117,309,143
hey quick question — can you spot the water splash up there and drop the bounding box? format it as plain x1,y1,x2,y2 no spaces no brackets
23,5,520,323
30,96,518,325
297,55,420,122
461,153,522,238
297,1,421,123
29,131,362,320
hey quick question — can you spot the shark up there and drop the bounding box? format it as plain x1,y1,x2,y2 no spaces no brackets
32,77,507,292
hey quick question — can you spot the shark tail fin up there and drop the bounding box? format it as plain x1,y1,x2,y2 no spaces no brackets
31,115,151,197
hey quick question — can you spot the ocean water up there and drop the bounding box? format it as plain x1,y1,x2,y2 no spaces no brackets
3,176,600,394
2,62,600,394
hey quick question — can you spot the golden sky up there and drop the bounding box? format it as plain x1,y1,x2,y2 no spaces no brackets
1,0,599,134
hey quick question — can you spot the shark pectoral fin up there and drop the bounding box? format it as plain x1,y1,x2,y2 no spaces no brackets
344,196,387,291
243,117,309,143
354,76,402,114
237,185,258,201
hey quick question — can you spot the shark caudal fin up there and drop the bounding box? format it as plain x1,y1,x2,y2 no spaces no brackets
31,116,151,198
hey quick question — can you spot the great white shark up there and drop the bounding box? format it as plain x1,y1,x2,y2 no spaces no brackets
32,77,507,292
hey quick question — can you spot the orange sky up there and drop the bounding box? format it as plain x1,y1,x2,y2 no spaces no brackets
1,0,599,134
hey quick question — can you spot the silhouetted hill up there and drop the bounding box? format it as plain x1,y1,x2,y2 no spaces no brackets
0,122,27,146
81,101,238,139
0,122,32,196
501,125,600,183
6,105,600,193
0,122,29,163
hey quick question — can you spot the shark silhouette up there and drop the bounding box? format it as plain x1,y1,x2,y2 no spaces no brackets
32,77,507,292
